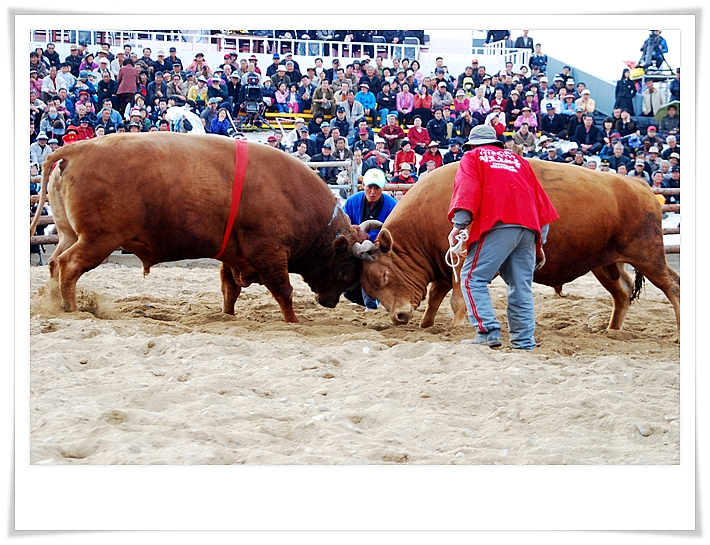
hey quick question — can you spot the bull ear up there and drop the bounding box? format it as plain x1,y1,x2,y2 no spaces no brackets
333,235,350,254
377,228,393,254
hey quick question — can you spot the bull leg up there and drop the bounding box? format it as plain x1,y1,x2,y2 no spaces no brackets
220,263,242,315
591,264,634,330
55,237,117,312
250,259,298,323
421,280,450,328
47,223,78,302
629,261,681,333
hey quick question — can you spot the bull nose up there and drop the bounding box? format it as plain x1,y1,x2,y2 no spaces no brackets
316,296,338,308
392,312,410,325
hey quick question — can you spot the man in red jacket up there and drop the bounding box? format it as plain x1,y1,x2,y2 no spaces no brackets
448,124,559,349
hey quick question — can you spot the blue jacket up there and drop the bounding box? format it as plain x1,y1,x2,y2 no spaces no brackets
344,191,398,242
355,91,377,111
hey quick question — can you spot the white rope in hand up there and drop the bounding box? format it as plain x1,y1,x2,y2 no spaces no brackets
445,229,469,283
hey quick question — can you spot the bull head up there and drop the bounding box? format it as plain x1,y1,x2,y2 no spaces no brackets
360,228,421,325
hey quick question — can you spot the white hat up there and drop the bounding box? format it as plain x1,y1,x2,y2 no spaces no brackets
363,168,386,188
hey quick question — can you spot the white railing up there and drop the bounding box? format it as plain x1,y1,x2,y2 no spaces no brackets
29,30,423,60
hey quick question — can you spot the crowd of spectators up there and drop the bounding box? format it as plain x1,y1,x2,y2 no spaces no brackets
29,30,681,208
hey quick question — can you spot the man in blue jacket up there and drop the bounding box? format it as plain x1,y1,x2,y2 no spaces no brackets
343,168,397,309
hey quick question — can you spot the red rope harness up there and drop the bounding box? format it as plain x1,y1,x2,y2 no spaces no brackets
213,139,249,260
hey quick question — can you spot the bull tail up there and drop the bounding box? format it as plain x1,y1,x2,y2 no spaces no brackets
30,157,62,239
630,268,645,303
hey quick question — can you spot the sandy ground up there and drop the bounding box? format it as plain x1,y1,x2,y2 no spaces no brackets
28,255,680,465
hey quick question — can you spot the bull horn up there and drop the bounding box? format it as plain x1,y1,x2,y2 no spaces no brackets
359,220,383,232
351,240,376,261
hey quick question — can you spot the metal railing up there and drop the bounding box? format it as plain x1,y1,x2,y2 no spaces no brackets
30,30,423,60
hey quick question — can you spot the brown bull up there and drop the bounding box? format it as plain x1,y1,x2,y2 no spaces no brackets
360,160,680,332
30,132,371,322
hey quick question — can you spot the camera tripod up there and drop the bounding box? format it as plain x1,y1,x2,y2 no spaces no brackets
234,101,277,132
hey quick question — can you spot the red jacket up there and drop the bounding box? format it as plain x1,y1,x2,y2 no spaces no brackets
419,149,443,169
406,126,430,148
394,149,416,173
448,145,559,250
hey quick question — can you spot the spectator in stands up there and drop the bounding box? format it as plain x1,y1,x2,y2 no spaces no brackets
116,59,140,114
30,69,43,99
418,141,443,174
396,83,415,127
442,137,464,164
485,30,510,44
489,87,506,114
452,89,469,117
522,90,539,119
575,89,595,114
426,108,448,146
379,113,405,153
453,108,476,140
659,104,679,140
628,158,651,184
291,140,311,163
540,144,564,163
403,115,428,155
669,68,680,102
261,76,276,112
568,150,586,167
393,139,416,174
658,159,671,180
41,65,63,103
504,89,523,127
468,86,490,125
328,106,348,140
514,106,537,131
362,147,391,178
573,114,603,156
375,80,397,127
412,85,433,125
311,78,336,118
644,146,662,176
329,136,353,174
540,102,567,140
529,43,547,73
641,125,665,154
30,132,51,167
614,108,637,137
667,152,680,169
79,53,98,74
513,122,536,157
63,44,81,77
30,51,48,80
310,143,340,184
315,122,332,150
208,106,231,136
514,31,534,50
599,132,621,161
432,82,454,114
641,79,664,117
355,82,376,122
187,52,210,76
340,89,365,133
661,135,680,160
665,167,680,202
38,104,64,140
613,68,637,115
353,126,376,156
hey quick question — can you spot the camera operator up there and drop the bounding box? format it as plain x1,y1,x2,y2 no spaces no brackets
638,30,668,71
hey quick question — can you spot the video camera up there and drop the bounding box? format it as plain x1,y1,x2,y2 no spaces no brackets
244,73,263,114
